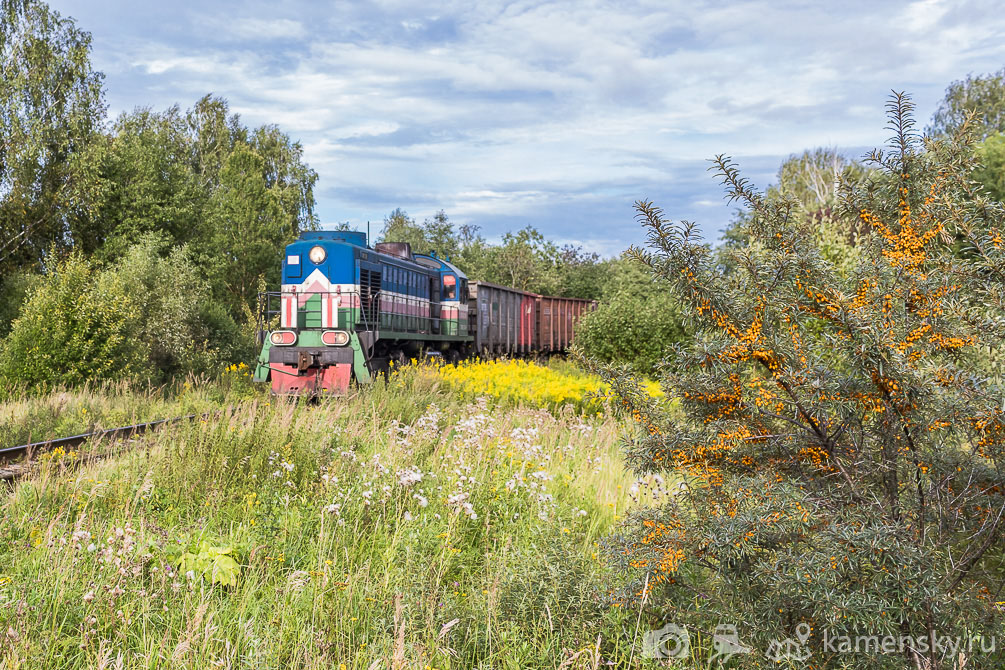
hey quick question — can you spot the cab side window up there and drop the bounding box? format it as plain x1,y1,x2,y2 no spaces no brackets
443,274,456,300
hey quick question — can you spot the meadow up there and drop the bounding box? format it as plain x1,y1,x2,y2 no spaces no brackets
0,361,676,669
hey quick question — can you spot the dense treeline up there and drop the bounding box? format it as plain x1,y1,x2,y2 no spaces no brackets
378,208,607,298
0,0,321,390
0,87,319,388
0,0,673,391
2,0,1004,393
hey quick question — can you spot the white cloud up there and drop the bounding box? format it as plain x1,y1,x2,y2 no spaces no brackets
48,0,1005,255
225,17,306,40
901,0,950,33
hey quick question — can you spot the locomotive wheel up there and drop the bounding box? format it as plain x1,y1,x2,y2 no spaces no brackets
445,348,461,365
370,356,391,380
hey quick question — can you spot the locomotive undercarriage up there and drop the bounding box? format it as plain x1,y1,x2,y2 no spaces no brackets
266,345,355,395
261,332,466,398
368,339,466,376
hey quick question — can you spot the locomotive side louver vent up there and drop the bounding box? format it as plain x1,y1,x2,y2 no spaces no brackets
359,268,382,328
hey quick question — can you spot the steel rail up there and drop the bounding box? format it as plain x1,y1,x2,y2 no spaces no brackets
0,414,197,480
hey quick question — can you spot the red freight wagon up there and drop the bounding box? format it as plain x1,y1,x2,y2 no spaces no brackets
535,296,597,352
468,282,596,357
468,281,538,356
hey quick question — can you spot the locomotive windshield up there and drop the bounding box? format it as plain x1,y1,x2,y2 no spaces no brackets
443,274,456,300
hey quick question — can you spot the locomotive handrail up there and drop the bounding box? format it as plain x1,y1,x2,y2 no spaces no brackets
256,288,468,337
360,289,376,332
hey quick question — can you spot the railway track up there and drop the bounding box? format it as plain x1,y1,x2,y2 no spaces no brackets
0,415,196,482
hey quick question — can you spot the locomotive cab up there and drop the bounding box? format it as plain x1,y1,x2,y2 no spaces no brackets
414,254,468,340
254,231,372,395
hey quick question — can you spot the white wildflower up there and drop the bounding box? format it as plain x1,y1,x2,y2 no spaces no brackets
398,467,424,488
462,503,477,520
446,492,468,505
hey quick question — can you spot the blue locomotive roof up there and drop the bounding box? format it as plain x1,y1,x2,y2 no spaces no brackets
413,253,468,280
299,230,368,246
282,230,452,288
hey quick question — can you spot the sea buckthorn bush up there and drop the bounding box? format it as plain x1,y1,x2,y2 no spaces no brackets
595,95,1005,669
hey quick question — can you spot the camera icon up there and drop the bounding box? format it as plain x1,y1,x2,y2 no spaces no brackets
642,623,690,659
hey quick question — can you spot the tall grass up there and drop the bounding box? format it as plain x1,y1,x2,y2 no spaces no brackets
0,367,671,668
0,370,250,448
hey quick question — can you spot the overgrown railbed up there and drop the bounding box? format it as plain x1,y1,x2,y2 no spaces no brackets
0,366,670,669
0,365,254,449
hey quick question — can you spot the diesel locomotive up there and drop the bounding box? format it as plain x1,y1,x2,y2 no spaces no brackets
252,230,594,395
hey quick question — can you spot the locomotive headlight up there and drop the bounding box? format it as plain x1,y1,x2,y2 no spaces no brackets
321,330,350,346
309,245,326,264
270,331,296,346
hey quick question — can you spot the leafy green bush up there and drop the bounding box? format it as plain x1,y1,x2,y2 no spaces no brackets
574,294,684,375
0,253,149,390
200,300,255,366
0,236,246,391
113,235,225,376
0,270,40,339
573,257,687,374
975,132,1005,202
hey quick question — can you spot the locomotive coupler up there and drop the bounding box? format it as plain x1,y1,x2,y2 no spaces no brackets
297,351,317,372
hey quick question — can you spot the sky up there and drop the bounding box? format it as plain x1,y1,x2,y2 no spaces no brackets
47,0,1005,257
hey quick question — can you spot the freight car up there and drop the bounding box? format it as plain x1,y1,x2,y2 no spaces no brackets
467,282,597,357
253,230,594,395
468,281,538,356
